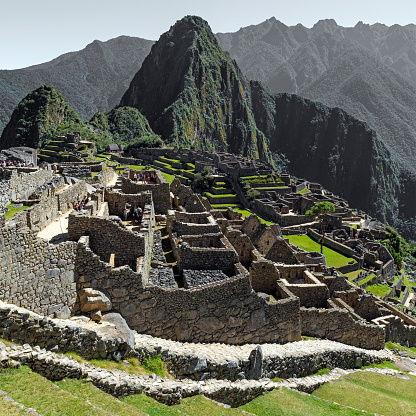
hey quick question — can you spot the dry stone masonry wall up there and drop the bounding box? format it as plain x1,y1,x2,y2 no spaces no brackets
0,223,77,317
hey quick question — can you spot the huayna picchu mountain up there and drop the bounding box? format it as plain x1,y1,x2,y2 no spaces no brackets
120,16,271,162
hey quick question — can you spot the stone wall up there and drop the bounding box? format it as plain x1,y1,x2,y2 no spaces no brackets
121,171,171,214
89,168,118,186
57,181,88,213
284,271,329,308
9,181,89,232
0,168,54,208
373,315,416,347
172,234,239,274
300,307,386,350
105,189,152,217
0,301,131,359
0,223,78,317
61,166,91,179
68,213,152,271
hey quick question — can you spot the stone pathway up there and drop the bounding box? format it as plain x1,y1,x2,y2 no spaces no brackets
134,333,392,364
37,210,71,244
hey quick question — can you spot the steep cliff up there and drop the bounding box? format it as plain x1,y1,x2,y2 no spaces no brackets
120,16,270,161
250,81,404,227
0,85,82,149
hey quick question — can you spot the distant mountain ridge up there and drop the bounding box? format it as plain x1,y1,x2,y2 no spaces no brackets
0,36,153,136
216,18,416,176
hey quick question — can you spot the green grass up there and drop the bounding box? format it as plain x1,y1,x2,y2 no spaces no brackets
0,366,107,415
54,379,147,416
297,188,310,194
204,192,236,198
343,269,366,282
284,235,357,268
4,203,30,220
312,371,416,416
358,273,376,285
385,341,416,358
233,207,274,225
240,386,370,416
365,283,391,298
361,361,399,371
161,172,176,184
62,352,171,378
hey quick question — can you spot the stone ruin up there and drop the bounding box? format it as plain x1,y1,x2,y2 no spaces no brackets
0,156,415,388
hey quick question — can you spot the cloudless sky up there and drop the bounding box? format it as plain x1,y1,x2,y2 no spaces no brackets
1,0,415,69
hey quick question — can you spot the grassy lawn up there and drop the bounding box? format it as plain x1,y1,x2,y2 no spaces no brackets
297,188,310,194
63,352,170,378
385,341,416,358
343,269,365,282
284,235,356,268
0,366,108,416
204,192,236,198
359,273,376,285
312,372,416,416
4,203,30,220
240,386,370,416
233,207,274,225
364,283,391,298
161,172,176,184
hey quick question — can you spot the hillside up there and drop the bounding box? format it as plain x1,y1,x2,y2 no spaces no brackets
0,36,153,135
0,85,83,149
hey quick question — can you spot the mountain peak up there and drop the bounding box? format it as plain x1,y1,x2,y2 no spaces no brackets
120,15,269,160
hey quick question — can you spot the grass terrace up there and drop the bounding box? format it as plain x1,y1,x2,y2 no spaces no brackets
284,234,357,269
0,365,395,416
4,203,30,220
312,371,416,416
297,188,310,194
365,283,391,298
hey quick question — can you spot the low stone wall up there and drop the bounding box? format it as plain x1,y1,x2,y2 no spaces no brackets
59,181,87,211
172,234,239,274
0,302,132,359
0,168,54,208
61,166,91,179
300,307,386,350
0,223,77,317
105,189,152,218
373,315,416,346
89,168,118,186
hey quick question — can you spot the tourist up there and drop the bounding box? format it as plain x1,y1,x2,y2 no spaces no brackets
123,207,129,221
134,172,137,182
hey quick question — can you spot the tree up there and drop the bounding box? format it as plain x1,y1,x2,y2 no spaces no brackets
306,202,335,253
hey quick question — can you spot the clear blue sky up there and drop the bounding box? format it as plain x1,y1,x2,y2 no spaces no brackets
1,0,415,69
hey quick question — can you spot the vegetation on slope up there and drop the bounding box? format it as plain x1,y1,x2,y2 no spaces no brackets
0,85,82,150
90,106,162,150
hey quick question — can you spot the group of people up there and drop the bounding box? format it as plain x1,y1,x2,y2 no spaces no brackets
132,170,157,183
0,160,33,168
123,204,143,224
73,194,89,211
